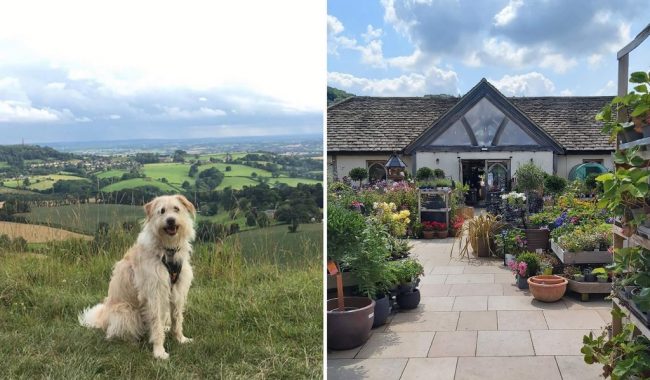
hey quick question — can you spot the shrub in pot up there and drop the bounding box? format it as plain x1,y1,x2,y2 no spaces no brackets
390,258,424,309
508,252,541,289
458,213,504,258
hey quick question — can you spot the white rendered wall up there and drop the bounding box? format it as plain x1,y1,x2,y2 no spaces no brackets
556,154,613,178
328,154,413,181
414,151,554,180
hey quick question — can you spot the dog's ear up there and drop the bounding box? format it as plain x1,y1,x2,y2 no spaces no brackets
144,199,156,219
176,194,196,218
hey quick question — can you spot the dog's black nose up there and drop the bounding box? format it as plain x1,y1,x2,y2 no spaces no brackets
166,217,176,226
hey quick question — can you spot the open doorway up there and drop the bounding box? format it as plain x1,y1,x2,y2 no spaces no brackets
461,159,485,205
461,159,511,206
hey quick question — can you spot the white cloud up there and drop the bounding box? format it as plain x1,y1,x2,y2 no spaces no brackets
494,0,523,26
490,72,556,96
328,67,458,96
560,89,574,96
0,100,60,122
198,97,207,102
596,80,616,96
45,82,66,90
327,14,344,35
539,53,578,74
108,114,121,120
161,106,227,119
362,25,383,42
587,54,603,68
0,1,324,113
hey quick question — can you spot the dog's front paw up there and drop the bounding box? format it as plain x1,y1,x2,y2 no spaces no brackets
153,347,169,360
177,336,193,344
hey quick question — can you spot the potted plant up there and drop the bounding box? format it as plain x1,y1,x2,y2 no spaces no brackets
597,70,650,143
573,273,585,282
450,215,464,237
582,322,650,379
431,221,448,238
457,214,504,257
509,252,541,289
527,275,568,302
421,221,436,239
326,205,375,350
391,258,424,309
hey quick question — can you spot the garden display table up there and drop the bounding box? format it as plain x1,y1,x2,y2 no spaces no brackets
418,188,451,229
566,279,612,302
550,240,613,265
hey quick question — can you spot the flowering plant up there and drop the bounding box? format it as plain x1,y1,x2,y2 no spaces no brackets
496,228,527,256
373,201,410,236
508,260,528,277
501,191,527,206
430,221,447,231
422,221,437,231
451,215,464,230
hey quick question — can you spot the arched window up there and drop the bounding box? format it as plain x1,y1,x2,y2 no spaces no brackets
367,161,387,182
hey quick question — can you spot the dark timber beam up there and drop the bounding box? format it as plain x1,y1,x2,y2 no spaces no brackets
460,116,478,146
490,116,509,146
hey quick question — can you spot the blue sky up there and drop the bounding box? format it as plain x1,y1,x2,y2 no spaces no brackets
328,0,650,97
0,0,324,144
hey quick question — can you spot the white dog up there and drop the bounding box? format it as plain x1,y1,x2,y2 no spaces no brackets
79,194,196,359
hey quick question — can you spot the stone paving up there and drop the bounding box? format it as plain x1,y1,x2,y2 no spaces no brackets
328,238,609,380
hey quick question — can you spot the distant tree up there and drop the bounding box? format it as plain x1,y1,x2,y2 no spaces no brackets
189,163,199,177
195,167,224,191
246,212,257,227
134,153,159,164
160,177,168,183
173,150,186,163
225,166,232,172
22,177,30,187
251,172,257,178
288,219,299,233
182,180,191,190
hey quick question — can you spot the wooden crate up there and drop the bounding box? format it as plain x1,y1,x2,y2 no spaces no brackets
567,279,612,301
550,240,613,265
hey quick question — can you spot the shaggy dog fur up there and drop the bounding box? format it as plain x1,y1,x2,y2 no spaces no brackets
79,195,196,359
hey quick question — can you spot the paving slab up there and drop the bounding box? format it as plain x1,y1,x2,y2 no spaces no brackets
457,311,497,331
555,355,605,379
430,266,465,275
400,358,457,380
328,346,361,359
407,296,454,312
427,330,477,357
530,330,593,356
327,358,408,380
501,284,532,296
418,274,447,285
456,356,562,380
418,284,452,297
497,311,548,330
494,273,517,283
445,274,494,284
488,295,568,310
476,330,534,356
543,310,607,329
448,283,503,296
452,296,488,311
386,311,459,332
463,265,510,274
356,332,435,359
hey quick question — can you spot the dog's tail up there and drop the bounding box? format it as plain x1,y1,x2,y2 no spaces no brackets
79,303,108,330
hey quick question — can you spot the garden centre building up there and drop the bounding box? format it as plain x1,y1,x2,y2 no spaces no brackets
327,79,614,196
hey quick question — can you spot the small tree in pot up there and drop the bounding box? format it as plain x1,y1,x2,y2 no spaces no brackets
390,258,424,309
349,167,368,187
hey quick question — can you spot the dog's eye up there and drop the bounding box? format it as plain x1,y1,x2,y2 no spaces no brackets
174,206,180,212
160,208,166,214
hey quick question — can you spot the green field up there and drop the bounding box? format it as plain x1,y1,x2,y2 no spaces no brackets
17,204,145,234
4,174,89,191
0,161,9,168
200,163,272,177
195,152,247,161
102,178,180,192
0,186,37,195
95,170,128,179
0,225,322,378
230,223,323,266
270,178,322,187
217,176,260,190
143,163,193,186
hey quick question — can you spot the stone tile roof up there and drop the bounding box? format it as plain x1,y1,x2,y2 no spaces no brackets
327,95,614,152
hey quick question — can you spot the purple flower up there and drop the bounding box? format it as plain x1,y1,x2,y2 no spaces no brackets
606,217,615,224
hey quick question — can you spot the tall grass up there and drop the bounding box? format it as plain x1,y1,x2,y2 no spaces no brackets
0,224,322,379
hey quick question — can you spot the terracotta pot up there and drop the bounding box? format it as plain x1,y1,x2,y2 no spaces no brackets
422,230,435,239
327,297,375,350
527,275,567,302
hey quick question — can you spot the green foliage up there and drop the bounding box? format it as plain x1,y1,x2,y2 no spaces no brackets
346,220,395,298
256,213,270,228
415,167,435,181
326,204,365,264
597,159,648,225
348,167,368,185
515,162,545,193
543,175,567,196
516,252,541,277
433,168,445,178
288,219,299,233
582,323,650,379
389,258,424,284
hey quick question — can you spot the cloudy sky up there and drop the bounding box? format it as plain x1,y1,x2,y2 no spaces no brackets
328,0,650,97
0,0,324,144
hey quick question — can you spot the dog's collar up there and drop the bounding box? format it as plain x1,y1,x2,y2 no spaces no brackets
161,247,181,285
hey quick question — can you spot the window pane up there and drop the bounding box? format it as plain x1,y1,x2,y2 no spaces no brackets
498,120,536,145
432,120,472,145
464,98,504,146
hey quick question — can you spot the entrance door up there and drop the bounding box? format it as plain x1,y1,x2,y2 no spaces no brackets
486,160,510,192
